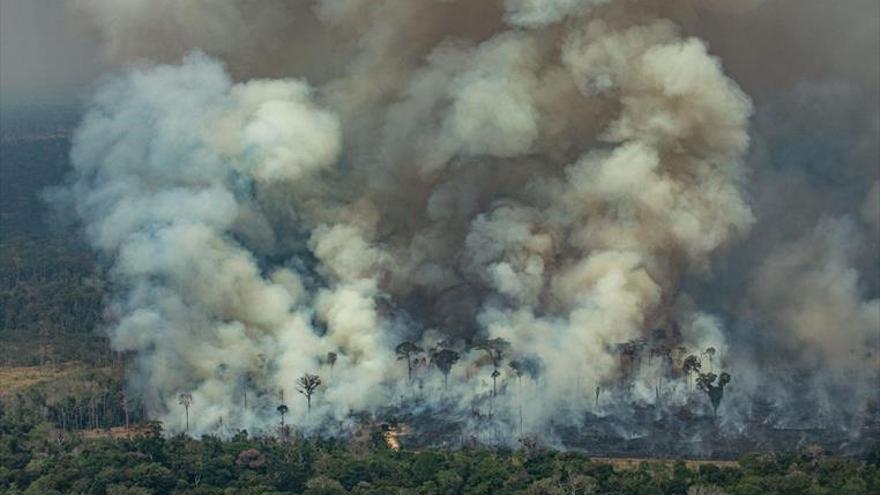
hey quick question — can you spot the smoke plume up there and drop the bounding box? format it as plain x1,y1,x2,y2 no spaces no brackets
53,0,879,442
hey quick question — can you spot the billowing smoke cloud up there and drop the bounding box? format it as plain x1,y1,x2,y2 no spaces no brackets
53,0,878,442
749,213,878,368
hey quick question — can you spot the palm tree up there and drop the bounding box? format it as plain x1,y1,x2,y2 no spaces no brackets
396,341,423,382
475,338,510,397
178,392,193,432
277,404,289,428
491,369,502,397
296,373,322,413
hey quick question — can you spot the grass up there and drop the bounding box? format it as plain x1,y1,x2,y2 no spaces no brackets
0,362,86,397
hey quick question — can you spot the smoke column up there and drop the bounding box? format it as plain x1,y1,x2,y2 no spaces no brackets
51,0,879,440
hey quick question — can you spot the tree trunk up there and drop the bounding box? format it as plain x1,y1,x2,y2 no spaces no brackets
518,379,523,436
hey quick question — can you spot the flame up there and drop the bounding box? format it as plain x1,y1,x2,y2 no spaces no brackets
384,427,401,451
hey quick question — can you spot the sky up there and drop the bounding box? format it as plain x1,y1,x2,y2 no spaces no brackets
0,0,104,105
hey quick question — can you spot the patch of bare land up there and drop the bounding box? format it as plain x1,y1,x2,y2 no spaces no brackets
0,363,86,397
79,425,150,440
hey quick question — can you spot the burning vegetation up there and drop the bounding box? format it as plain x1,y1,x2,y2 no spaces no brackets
37,0,878,456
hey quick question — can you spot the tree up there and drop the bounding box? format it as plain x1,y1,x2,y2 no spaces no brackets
697,372,731,417
243,371,256,411
395,341,423,382
475,338,510,397
519,354,545,393
326,352,337,378
431,348,460,389
475,338,509,368
178,393,192,432
276,388,290,431
297,373,322,413
277,404,289,428
121,392,130,434
683,355,702,392
491,369,502,397
510,360,526,434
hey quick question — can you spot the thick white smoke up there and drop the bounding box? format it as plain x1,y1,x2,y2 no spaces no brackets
55,0,878,439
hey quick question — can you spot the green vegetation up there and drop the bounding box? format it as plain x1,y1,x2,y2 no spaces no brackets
1,132,107,368
0,235,106,367
1,407,878,495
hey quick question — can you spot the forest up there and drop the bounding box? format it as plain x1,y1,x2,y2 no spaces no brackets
2,405,879,495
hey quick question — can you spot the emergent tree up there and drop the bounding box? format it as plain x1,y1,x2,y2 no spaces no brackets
178,392,193,432
697,371,731,417
431,348,461,389
396,341,423,382
475,338,510,397
296,373,322,413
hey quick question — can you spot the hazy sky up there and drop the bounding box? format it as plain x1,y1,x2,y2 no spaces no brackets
0,0,104,105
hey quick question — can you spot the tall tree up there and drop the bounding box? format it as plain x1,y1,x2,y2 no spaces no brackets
431,348,460,390
276,404,289,429
697,371,731,417
510,360,526,435
395,341,423,382
491,369,502,397
296,373,322,413
178,392,192,432
682,355,702,392
242,371,256,411
509,360,525,387
475,338,510,397
121,392,130,434
519,354,545,394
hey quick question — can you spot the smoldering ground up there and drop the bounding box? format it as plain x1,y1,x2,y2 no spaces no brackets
47,0,878,449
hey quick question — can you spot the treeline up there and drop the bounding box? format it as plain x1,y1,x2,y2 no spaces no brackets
1,408,878,495
5,364,147,434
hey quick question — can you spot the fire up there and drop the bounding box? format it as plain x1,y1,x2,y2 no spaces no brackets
384,427,401,451
381,423,410,451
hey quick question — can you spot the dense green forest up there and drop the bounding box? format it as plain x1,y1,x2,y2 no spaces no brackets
1,406,878,495
0,235,107,367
